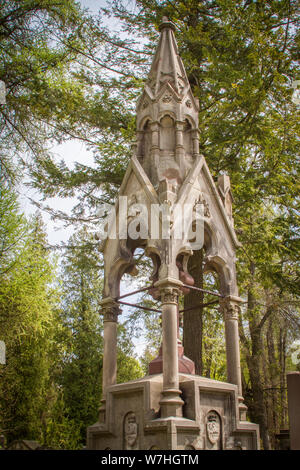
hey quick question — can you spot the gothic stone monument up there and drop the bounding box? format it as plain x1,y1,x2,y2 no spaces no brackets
87,18,260,450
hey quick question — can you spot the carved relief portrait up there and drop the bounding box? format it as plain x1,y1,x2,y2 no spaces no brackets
123,412,138,450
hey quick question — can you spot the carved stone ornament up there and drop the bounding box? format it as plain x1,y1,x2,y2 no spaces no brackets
177,73,185,94
142,99,149,110
220,299,240,321
194,195,210,218
102,303,120,322
206,411,221,445
128,194,138,206
147,75,157,94
124,412,138,450
127,195,139,223
162,93,173,103
160,287,179,304
185,99,192,108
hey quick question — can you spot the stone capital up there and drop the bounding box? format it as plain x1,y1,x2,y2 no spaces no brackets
160,287,179,304
220,296,242,321
100,297,121,322
155,278,182,304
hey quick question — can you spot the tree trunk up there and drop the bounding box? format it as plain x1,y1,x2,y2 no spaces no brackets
278,321,288,428
266,316,277,448
246,275,270,450
183,249,203,375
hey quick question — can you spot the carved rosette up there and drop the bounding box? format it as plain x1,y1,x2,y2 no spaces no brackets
220,298,241,321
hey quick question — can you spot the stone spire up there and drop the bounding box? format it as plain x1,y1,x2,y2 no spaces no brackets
135,17,200,198
146,17,189,98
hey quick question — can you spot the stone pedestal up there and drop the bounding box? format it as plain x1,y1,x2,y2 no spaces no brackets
87,373,260,450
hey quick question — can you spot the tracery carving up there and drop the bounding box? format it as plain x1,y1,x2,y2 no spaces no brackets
162,93,173,103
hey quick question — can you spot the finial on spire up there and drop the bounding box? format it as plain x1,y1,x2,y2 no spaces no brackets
159,16,176,31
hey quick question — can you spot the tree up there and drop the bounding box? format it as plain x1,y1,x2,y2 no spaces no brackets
56,227,103,446
3,0,298,449
0,0,134,187
0,178,27,275
0,182,63,443
57,227,143,447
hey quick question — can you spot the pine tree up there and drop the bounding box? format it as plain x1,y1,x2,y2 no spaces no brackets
0,181,63,443
57,227,143,446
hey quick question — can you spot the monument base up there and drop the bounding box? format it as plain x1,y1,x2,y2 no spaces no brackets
87,373,259,450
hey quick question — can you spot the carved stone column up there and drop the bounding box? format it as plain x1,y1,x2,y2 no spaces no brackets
155,279,184,418
220,296,247,421
150,121,160,184
192,129,199,156
175,120,185,165
135,130,143,157
98,297,120,422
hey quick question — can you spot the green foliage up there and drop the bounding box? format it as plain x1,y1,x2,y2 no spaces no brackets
0,191,143,447
0,0,299,450
0,0,135,188
43,394,81,450
117,309,145,382
56,227,103,446
56,228,143,447
0,181,27,275
0,184,61,443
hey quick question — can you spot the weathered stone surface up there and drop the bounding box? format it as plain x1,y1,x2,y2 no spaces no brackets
87,374,260,450
88,17,260,449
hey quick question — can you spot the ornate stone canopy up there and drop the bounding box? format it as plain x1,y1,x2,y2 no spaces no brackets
97,16,248,430
87,17,260,451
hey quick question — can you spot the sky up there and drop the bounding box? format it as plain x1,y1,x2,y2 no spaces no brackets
20,0,118,246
